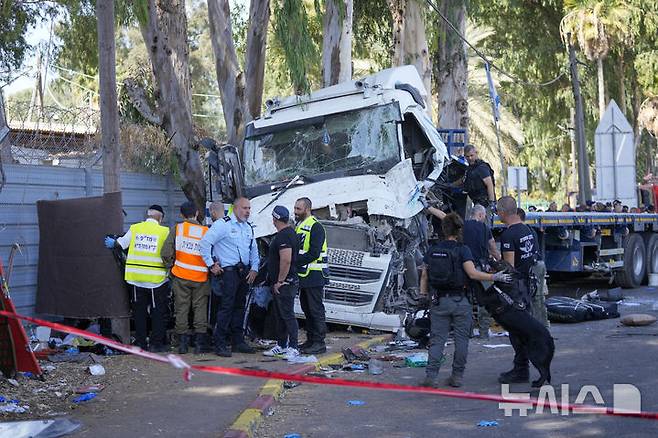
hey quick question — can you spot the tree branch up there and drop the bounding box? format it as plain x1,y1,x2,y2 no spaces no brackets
123,78,162,126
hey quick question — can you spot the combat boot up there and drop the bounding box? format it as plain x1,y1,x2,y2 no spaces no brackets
178,334,190,354
445,373,463,388
194,333,207,355
498,367,529,384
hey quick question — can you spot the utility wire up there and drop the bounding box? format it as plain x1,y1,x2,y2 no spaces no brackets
425,0,566,88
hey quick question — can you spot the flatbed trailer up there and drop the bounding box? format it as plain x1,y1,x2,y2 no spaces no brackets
492,212,658,288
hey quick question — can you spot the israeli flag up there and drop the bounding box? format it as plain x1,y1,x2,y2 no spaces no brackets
485,63,501,121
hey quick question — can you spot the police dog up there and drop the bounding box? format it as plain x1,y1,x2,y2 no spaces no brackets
480,261,555,387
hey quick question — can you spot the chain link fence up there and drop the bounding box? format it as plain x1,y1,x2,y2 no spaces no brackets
3,102,101,168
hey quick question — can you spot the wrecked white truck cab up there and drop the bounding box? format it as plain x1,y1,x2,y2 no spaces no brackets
211,66,448,332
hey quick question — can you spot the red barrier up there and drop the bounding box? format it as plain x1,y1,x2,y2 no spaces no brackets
2,310,657,420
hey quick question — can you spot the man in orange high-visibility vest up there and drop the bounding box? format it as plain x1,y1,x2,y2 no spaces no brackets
162,201,210,354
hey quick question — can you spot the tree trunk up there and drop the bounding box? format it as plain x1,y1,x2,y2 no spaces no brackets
97,0,121,193
139,0,205,213
434,0,467,129
0,90,10,191
597,57,606,120
618,54,626,115
322,0,353,87
389,0,432,118
245,0,270,118
208,0,250,150
97,0,129,341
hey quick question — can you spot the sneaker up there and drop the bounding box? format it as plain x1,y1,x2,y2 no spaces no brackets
263,345,286,357
284,348,300,359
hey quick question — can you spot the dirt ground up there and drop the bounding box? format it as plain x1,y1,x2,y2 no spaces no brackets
0,353,169,421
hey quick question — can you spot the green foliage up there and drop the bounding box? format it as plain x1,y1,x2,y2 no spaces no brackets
272,0,319,94
0,1,43,82
352,0,392,72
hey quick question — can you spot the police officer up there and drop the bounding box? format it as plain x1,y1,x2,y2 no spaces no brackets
104,205,170,352
200,197,260,357
161,201,210,355
420,213,511,388
518,208,549,328
294,197,329,355
497,196,541,383
462,145,496,209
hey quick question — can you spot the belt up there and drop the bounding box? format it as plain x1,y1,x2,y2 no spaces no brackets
223,263,250,272
435,291,465,298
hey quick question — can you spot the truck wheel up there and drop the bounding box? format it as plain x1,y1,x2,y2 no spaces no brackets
615,234,646,289
643,234,658,283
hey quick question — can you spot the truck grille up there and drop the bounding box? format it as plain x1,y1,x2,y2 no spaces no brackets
328,249,364,267
329,265,382,283
324,288,374,306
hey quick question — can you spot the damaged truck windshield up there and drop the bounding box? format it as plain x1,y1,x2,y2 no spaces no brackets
243,103,401,188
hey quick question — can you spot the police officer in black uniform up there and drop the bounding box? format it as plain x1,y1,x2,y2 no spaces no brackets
420,213,511,388
463,145,496,209
496,196,544,384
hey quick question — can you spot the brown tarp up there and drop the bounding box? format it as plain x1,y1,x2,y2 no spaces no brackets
35,192,129,318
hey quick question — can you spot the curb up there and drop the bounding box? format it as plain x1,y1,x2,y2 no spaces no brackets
223,334,392,438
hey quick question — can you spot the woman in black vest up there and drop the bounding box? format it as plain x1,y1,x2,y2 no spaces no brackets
420,213,511,388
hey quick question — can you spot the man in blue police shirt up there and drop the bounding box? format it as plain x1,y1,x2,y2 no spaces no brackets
200,197,260,357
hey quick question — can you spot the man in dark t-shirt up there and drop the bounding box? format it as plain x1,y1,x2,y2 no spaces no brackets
263,206,300,358
496,196,541,384
463,145,496,208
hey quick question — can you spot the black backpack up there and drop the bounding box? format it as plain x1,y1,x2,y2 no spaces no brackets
427,244,465,291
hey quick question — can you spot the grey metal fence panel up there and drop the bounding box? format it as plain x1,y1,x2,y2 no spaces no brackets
0,164,189,316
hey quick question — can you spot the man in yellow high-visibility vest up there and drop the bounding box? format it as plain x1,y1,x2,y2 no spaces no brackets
104,205,170,352
294,197,329,354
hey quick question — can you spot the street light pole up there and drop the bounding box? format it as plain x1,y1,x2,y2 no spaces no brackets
568,35,592,204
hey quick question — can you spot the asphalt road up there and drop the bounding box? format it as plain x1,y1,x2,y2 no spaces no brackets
255,279,658,438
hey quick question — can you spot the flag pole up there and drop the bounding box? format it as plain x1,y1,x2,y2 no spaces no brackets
485,63,507,196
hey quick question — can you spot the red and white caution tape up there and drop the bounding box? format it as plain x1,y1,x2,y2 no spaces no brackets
2,310,658,420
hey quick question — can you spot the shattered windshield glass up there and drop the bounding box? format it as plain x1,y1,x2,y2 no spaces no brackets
243,103,401,187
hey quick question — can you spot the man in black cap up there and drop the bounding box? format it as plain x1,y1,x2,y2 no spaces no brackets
263,206,301,358
104,205,171,352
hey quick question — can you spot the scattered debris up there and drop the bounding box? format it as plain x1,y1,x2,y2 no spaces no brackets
71,393,97,403
477,420,499,427
284,434,302,438
0,418,81,437
405,352,428,368
88,364,106,376
347,400,366,406
621,314,657,327
0,403,29,413
482,344,512,349
342,364,366,372
342,346,370,362
287,355,318,364
368,359,384,375
283,381,300,389
75,384,105,394
7,379,19,387
48,352,102,364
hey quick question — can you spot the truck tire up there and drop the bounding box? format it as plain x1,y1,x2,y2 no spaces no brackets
615,234,646,289
643,233,658,283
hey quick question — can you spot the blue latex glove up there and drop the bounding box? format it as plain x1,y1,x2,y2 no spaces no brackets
104,236,116,249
